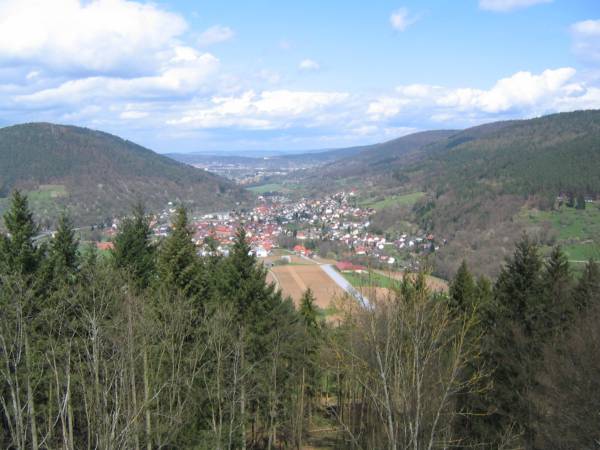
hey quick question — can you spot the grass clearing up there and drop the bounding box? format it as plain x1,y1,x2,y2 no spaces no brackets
247,183,287,194
521,203,600,262
247,182,307,195
343,271,398,289
28,184,67,202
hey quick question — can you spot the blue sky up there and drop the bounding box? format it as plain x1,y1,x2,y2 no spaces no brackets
0,0,598,153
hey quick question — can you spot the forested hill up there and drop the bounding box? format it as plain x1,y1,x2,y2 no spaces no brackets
421,110,600,201
296,109,600,277
404,110,600,238
320,110,600,200
419,111,600,276
0,123,248,226
312,129,457,179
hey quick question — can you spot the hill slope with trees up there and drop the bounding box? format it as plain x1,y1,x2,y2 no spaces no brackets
298,110,600,276
0,123,248,226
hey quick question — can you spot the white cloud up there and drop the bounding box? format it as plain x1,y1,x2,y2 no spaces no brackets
168,90,349,129
366,68,600,124
367,97,411,120
437,68,576,113
0,0,187,75
299,59,320,71
197,25,235,47
14,49,220,105
390,8,418,31
120,110,149,119
0,2,596,152
571,19,600,64
479,0,552,12
396,84,443,98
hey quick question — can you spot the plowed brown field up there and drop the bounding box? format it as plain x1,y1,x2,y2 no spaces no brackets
267,265,344,310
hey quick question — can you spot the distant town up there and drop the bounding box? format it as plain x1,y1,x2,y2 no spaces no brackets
94,189,441,274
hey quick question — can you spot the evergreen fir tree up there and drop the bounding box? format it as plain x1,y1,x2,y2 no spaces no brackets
157,206,204,300
218,226,297,446
573,259,600,312
494,234,543,333
484,235,544,448
449,260,476,315
475,275,493,306
112,202,155,289
296,288,322,445
49,213,79,273
0,190,41,276
541,245,572,332
37,213,80,290
449,265,491,448
299,288,319,336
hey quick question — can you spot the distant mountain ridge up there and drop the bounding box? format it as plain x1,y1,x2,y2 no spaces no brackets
166,144,369,166
0,123,248,225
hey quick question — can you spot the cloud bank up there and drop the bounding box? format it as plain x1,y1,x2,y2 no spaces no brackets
0,0,598,151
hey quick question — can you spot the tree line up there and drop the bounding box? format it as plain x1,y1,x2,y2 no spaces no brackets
0,191,598,449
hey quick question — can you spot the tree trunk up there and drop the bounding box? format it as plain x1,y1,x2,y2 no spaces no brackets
143,347,152,450
25,335,39,450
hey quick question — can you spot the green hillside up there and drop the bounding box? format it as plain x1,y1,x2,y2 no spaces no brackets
314,129,457,179
0,123,249,226
303,110,600,277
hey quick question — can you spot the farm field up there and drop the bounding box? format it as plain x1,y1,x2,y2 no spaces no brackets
247,183,287,194
349,269,448,292
247,182,306,195
267,264,345,312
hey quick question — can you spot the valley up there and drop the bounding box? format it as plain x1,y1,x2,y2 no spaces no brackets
2,2,599,448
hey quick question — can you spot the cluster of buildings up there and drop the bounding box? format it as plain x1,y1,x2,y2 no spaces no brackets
95,192,441,267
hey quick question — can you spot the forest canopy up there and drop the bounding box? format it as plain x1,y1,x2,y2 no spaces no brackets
0,191,598,449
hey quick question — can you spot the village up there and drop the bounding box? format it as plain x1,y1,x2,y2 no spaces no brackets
105,190,442,272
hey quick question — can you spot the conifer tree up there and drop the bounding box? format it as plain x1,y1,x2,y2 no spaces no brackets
219,226,291,446
157,206,203,300
573,258,600,312
38,213,80,291
541,245,572,332
298,289,321,403
449,264,490,448
222,227,277,318
494,234,543,333
112,202,155,289
0,190,41,277
475,275,493,306
49,214,79,272
298,287,321,378
484,235,544,448
449,260,476,315
299,288,319,334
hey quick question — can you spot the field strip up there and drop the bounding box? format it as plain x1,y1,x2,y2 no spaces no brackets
320,264,370,305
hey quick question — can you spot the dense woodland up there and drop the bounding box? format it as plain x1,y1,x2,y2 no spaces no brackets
0,191,599,449
0,123,246,226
